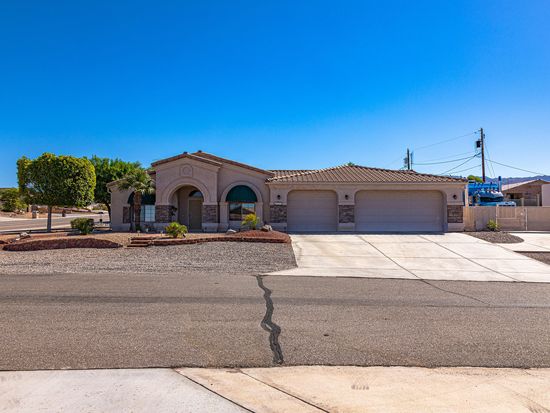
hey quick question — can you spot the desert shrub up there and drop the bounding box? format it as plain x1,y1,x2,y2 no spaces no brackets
241,213,259,230
0,188,27,212
487,219,500,232
165,222,188,238
70,217,95,235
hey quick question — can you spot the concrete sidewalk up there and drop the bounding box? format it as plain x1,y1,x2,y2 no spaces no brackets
498,232,550,252
268,233,550,283
2,367,549,412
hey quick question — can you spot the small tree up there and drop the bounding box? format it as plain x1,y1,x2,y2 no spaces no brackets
468,175,483,183
18,153,96,232
116,169,155,232
88,156,141,221
0,188,27,212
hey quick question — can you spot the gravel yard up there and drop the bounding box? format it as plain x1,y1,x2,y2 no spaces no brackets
0,242,296,275
520,252,550,265
465,231,524,244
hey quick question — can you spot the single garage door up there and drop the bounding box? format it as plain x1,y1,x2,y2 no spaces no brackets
355,191,444,232
287,190,338,232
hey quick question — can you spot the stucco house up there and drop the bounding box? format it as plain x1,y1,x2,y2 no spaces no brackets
502,179,550,206
108,151,467,233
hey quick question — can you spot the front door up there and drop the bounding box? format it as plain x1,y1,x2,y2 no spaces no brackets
188,199,203,231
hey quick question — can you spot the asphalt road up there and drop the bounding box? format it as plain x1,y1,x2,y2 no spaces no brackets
0,214,105,233
1,271,550,370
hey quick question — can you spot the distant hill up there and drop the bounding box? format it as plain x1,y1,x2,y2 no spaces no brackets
486,176,550,185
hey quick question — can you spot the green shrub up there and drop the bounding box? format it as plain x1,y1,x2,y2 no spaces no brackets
165,222,188,238
241,213,259,230
70,217,95,235
0,188,27,212
487,219,500,232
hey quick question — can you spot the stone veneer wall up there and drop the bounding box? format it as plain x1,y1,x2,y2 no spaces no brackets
202,204,218,223
339,205,355,223
269,205,287,223
155,205,174,223
447,205,463,223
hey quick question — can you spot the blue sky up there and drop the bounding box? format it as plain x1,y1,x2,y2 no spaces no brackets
1,1,549,186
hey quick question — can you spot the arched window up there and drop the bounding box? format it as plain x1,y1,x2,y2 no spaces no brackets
189,190,203,198
226,185,257,221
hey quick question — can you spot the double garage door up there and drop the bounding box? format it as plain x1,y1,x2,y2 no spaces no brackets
286,190,444,232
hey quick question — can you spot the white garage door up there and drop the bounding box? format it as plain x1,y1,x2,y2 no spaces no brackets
355,191,444,232
287,191,338,232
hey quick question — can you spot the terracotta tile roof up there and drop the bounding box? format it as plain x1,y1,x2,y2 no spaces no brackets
269,169,312,178
267,165,466,183
151,152,222,167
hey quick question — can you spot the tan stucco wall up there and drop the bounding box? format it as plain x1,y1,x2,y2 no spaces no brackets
108,185,132,231
109,154,466,232
267,182,466,232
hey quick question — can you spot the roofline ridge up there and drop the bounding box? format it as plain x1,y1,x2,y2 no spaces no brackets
268,164,345,181
192,151,274,176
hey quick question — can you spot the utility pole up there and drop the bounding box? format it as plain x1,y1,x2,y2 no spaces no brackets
404,148,412,171
480,128,486,182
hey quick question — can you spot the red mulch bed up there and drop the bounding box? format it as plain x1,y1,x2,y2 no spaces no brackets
148,230,291,246
3,238,122,251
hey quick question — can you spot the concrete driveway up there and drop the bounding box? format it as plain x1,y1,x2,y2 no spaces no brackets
268,233,550,282
498,232,550,252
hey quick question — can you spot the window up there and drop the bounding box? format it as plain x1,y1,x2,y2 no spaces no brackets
226,185,258,221
229,203,255,221
140,205,156,222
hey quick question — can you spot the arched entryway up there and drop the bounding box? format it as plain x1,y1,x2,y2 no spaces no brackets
173,186,203,231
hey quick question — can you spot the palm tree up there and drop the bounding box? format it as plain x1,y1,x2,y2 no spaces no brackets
117,169,155,232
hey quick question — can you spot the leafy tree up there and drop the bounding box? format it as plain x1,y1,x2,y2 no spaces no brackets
88,156,141,220
467,175,483,183
0,188,27,212
18,153,96,232
116,168,155,232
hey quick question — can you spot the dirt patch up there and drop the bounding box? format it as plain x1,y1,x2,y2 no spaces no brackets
3,237,122,251
519,252,550,265
144,230,290,246
465,232,524,244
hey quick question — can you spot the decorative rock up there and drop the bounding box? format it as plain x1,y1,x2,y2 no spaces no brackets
226,229,237,234
20,232,31,239
261,225,273,232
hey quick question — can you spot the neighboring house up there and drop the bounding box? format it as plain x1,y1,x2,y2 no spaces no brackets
108,151,467,233
542,185,550,207
502,179,550,206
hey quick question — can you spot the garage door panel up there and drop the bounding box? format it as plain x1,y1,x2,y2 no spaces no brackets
287,191,338,232
356,191,443,232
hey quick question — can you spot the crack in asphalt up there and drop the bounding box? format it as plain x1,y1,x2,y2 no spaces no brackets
419,279,492,306
256,275,284,365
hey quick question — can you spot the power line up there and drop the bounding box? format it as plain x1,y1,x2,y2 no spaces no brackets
413,131,478,152
413,155,476,166
447,165,480,175
440,155,480,175
413,150,477,164
484,142,497,179
486,158,548,177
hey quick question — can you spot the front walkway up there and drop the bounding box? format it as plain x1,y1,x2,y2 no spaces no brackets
267,233,550,282
3,367,549,412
